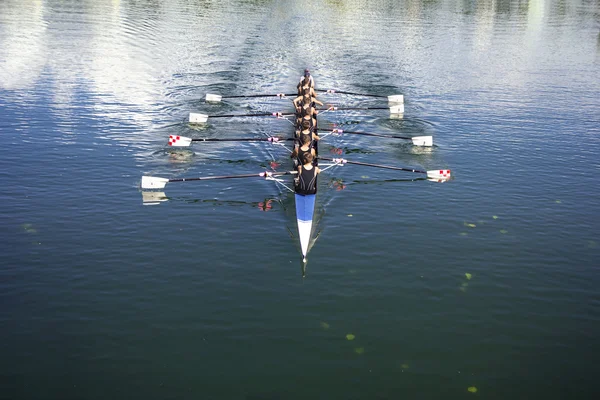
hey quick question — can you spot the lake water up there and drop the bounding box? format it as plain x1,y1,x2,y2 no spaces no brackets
1,0,599,399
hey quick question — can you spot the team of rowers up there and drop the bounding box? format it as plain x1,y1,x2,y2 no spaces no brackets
293,69,322,196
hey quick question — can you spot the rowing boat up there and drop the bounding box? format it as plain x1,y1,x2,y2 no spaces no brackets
292,91,318,263
140,74,452,265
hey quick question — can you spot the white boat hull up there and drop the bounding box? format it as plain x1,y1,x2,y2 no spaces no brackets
295,193,316,262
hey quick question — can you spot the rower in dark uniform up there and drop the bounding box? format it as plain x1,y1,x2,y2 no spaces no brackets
295,152,320,195
291,133,316,168
293,91,323,111
298,119,319,142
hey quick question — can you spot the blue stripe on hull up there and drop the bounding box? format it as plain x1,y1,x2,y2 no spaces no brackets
295,194,316,223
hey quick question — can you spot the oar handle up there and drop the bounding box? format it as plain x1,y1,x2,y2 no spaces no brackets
319,157,426,174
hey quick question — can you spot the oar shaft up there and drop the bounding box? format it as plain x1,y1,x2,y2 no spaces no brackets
210,112,296,118
323,129,411,140
319,157,426,174
320,107,389,111
222,93,296,99
317,89,385,98
191,138,295,142
168,171,292,183
211,112,272,118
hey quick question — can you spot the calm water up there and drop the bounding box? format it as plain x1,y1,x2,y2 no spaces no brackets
1,0,599,399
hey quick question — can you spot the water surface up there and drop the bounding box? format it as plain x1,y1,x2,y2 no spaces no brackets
1,0,599,399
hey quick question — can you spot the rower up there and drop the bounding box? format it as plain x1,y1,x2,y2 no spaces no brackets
297,133,316,162
295,152,320,196
293,91,323,110
299,119,319,142
295,103,318,127
291,133,316,166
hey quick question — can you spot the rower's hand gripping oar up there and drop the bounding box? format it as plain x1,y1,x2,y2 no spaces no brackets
323,128,433,147
189,111,295,123
167,135,295,147
141,171,295,190
319,157,451,181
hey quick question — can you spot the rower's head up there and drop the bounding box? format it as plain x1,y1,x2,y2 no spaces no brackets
302,134,312,145
302,120,311,129
303,152,314,165
304,69,310,78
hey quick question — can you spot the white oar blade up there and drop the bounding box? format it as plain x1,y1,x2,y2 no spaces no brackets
411,136,433,147
389,104,404,114
168,135,192,147
426,169,451,181
141,176,169,189
142,191,168,205
205,93,222,102
189,113,208,123
388,94,404,104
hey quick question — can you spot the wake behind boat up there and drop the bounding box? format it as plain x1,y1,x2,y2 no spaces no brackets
140,70,451,264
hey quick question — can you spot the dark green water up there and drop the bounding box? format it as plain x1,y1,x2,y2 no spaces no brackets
1,0,599,399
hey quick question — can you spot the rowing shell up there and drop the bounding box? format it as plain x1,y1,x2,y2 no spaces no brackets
292,83,318,263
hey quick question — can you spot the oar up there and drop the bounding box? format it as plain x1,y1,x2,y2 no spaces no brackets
321,129,432,147
321,105,404,115
142,171,294,190
319,157,451,180
205,93,296,102
317,90,404,104
167,135,295,147
205,91,403,104
189,111,295,123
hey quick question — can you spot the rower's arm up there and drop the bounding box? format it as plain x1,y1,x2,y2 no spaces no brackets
313,98,324,106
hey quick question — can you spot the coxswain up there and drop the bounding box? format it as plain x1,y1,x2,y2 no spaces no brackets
297,69,315,94
295,152,320,195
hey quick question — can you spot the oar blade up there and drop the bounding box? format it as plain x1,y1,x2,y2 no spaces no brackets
205,93,222,102
411,136,433,147
141,176,169,189
168,135,192,147
426,169,451,181
389,105,404,115
388,94,404,104
189,113,208,123
142,191,168,205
